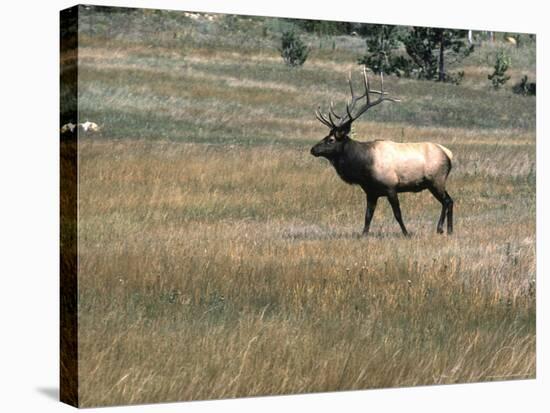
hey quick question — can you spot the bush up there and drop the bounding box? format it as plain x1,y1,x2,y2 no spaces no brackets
358,25,407,76
279,30,309,67
401,28,473,82
445,70,465,85
293,19,351,36
488,51,511,89
513,75,536,96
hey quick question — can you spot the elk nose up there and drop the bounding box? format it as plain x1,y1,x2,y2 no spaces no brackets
310,146,317,156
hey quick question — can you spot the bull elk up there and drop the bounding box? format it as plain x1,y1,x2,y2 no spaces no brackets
310,67,454,236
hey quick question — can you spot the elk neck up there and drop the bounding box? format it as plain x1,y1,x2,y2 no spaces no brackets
329,138,374,186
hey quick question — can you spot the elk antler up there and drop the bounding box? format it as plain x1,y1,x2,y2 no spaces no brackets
316,66,401,130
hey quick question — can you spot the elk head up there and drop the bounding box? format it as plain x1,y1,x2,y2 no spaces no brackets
310,67,400,159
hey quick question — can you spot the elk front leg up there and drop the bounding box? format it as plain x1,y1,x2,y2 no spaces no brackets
362,194,378,236
387,192,409,237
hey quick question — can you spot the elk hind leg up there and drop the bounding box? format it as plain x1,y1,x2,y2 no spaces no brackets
445,191,453,234
429,186,453,235
428,186,447,234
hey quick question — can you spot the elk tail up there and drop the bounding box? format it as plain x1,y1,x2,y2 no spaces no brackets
436,144,453,162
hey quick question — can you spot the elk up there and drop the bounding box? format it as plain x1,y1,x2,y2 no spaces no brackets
310,67,454,236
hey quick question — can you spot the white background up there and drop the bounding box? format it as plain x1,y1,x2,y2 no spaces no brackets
0,0,547,411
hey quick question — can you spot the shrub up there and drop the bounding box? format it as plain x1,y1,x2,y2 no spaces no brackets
279,30,309,67
513,75,536,96
401,28,473,82
445,70,465,85
488,51,511,89
358,25,408,76
294,19,351,36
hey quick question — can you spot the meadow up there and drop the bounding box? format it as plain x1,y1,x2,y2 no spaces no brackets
72,8,535,407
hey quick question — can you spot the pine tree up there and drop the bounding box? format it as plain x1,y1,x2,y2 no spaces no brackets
358,25,407,75
488,51,511,89
401,27,473,81
279,30,309,67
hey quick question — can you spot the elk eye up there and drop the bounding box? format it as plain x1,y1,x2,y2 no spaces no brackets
327,137,335,144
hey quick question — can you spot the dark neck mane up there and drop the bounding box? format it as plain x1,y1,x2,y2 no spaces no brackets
329,140,354,184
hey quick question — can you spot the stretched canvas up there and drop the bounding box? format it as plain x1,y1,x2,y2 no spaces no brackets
60,4,536,407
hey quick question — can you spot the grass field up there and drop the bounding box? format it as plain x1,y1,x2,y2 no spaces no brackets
72,7,535,407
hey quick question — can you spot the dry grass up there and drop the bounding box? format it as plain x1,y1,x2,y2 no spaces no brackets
77,139,535,406
72,7,536,407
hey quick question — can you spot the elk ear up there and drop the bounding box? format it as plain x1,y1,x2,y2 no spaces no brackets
334,123,351,140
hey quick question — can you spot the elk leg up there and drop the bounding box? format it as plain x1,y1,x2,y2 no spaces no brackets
428,187,447,234
362,194,378,236
387,193,409,237
445,191,453,234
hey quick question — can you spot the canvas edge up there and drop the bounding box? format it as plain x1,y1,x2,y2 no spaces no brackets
60,4,80,408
